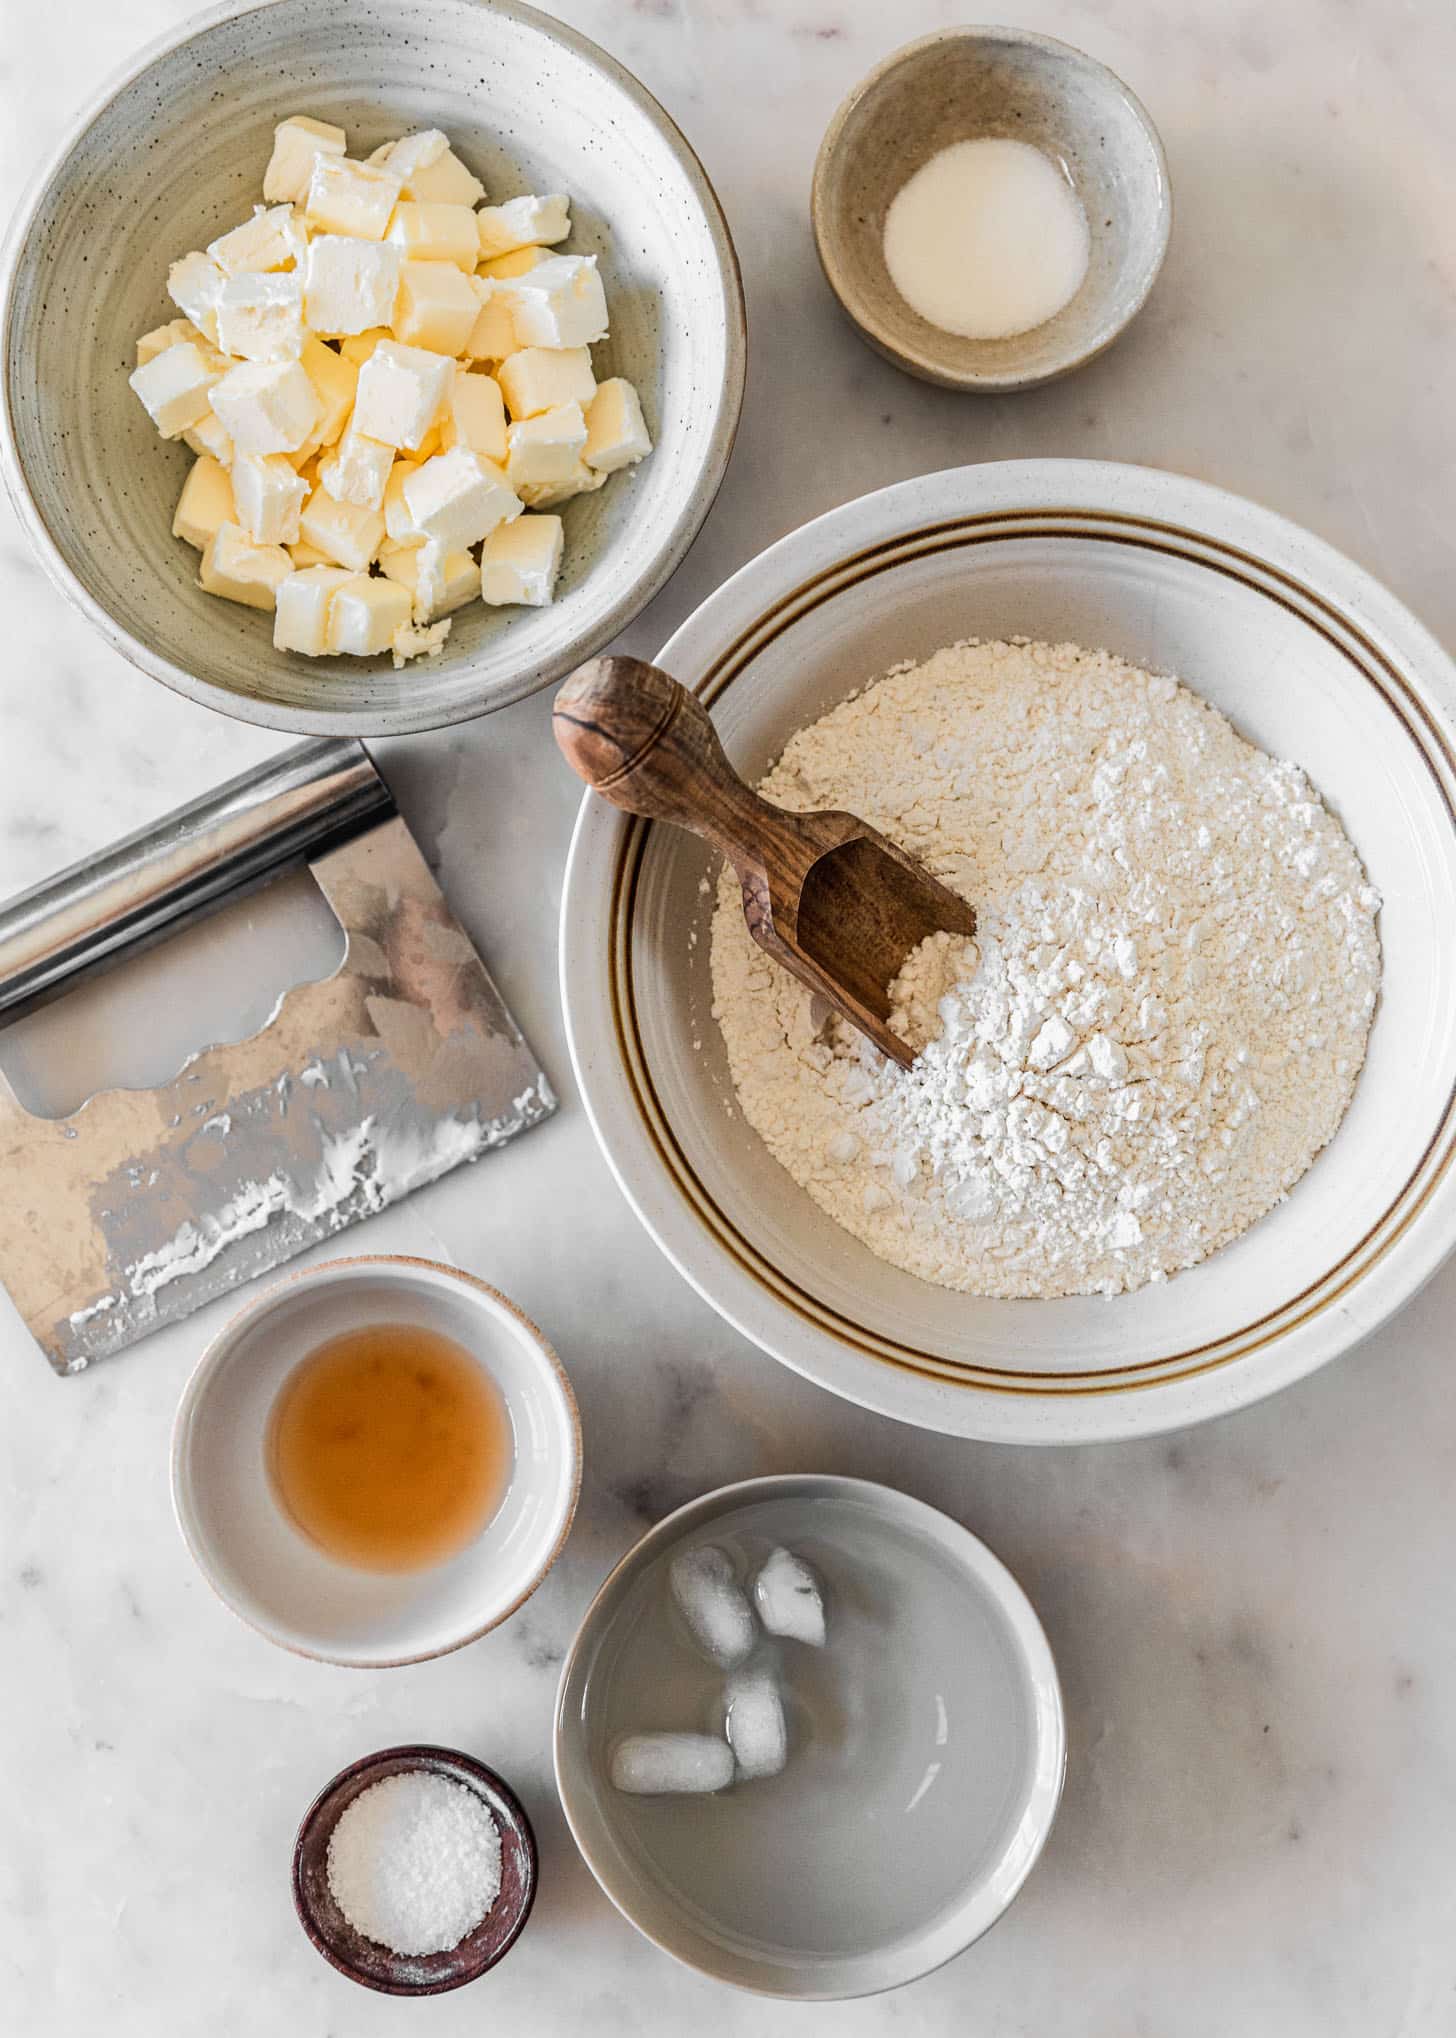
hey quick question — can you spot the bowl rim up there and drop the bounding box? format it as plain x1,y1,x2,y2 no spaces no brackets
169,1251,583,1666
0,0,747,736
552,1470,1066,2000
559,457,1456,1445
291,1742,539,1993
810,24,1171,392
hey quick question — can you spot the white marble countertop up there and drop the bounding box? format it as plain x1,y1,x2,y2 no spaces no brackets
4,1,1456,2030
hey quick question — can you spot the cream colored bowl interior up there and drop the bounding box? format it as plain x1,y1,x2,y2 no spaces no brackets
0,0,742,734
563,465,1456,1442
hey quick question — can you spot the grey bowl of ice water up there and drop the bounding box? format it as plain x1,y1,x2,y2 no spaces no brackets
553,1474,1065,1999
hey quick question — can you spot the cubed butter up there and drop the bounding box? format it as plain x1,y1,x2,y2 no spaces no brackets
439,372,507,460
137,317,203,365
378,536,479,619
172,455,235,550
263,115,348,205
387,202,479,272
479,245,545,281
211,360,321,455
129,341,222,438
231,451,309,545
208,204,307,276
303,235,402,335
505,400,587,487
384,129,485,206
413,417,445,460
326,573,412,655
198,522,293,609
215,271,306,362
305,156,402,240
495,345,595,420
480,513,564,606
475,193,570,260
339,328,391,365
500,253,608,347
167,251,227,342
392,617,452,668
273,563,353,654
353,339,454,450
518,459,608,509
298,484,386,571
288,538,330,568
382,461,423,543
402,448,521,548
584,377,652,471
318,427,394,511
297,335,358,450
181,408,235,467
463,276,517,361
391,260,479,354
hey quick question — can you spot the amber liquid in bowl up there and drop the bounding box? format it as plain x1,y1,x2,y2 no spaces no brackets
267,1324,512,1573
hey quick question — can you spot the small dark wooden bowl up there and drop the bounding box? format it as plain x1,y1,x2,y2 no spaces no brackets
292,1745,538,1994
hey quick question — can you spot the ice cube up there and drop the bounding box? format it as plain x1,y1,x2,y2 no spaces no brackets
724,1668,788,1780
609,1733,735,1796
669,1544,756,1666
753,1547,826,1646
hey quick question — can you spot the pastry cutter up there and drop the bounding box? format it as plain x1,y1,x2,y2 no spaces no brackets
0,739,554,1375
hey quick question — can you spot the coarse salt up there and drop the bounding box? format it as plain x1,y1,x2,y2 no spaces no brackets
326,1770,502,1956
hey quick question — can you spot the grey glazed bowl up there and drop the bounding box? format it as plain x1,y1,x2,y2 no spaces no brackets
0,0,744,735
812,27,1170,391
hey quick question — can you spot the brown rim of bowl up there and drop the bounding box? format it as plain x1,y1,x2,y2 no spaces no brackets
169,1252,583,1666
602,506,1456,1397
0,0,747,736
292,1744,538,1994
810,26,1171,392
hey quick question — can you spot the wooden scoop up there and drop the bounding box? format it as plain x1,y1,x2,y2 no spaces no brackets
553,656,977,1070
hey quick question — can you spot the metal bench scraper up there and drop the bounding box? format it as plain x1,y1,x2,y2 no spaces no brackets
0,739,555,1375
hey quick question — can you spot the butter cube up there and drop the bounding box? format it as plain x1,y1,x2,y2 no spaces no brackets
274,563,353,654
584,377,652,472
387,203,479,272
181,408,234,467
129,341,222,438
385,129,486,206
306,156,402,239
353,339,454,450
439,372,507,460
382,461,423,543
199,522,293,609
172,456,235,550
475,193,570,260
303,235,402,335
137,317,203,365
298,335,358,450
326,573,412,655
463,277,517,361
505,401,587,487
339,328,391,365
481,513,564,606
216,272,305,361
392,617,453,668
479,245,545,281
288,539,330,568
211,360,321,455
298,484,386,571
168,251,227,342
501,254,608,348
413,417,445,460
518,459,608,509
208,204,307,276
378,536,479,619
264,115,348,205
391,260,480,354
496,346,595,420
231,451,308,545
402,449,520,548
318,427,394,511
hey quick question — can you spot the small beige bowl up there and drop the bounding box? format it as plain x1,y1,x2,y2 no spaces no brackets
812,27,1170,391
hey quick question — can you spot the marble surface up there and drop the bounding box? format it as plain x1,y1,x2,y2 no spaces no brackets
3,1,1455,2030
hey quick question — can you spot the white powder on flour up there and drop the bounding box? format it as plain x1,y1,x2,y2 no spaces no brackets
709,639,1381,1299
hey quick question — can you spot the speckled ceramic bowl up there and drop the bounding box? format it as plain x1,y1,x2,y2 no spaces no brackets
0,0,744,735
812,27,1170,391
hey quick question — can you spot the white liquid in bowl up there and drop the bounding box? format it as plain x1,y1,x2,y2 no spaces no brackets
883,137,1090,339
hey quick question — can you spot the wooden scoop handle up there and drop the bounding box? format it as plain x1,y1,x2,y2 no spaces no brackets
553,656,770,857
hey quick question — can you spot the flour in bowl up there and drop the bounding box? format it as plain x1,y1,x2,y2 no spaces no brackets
709,638,1382,1298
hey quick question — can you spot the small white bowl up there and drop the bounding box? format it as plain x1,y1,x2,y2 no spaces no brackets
554,1474,1065,1999
172,1255,580,1666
